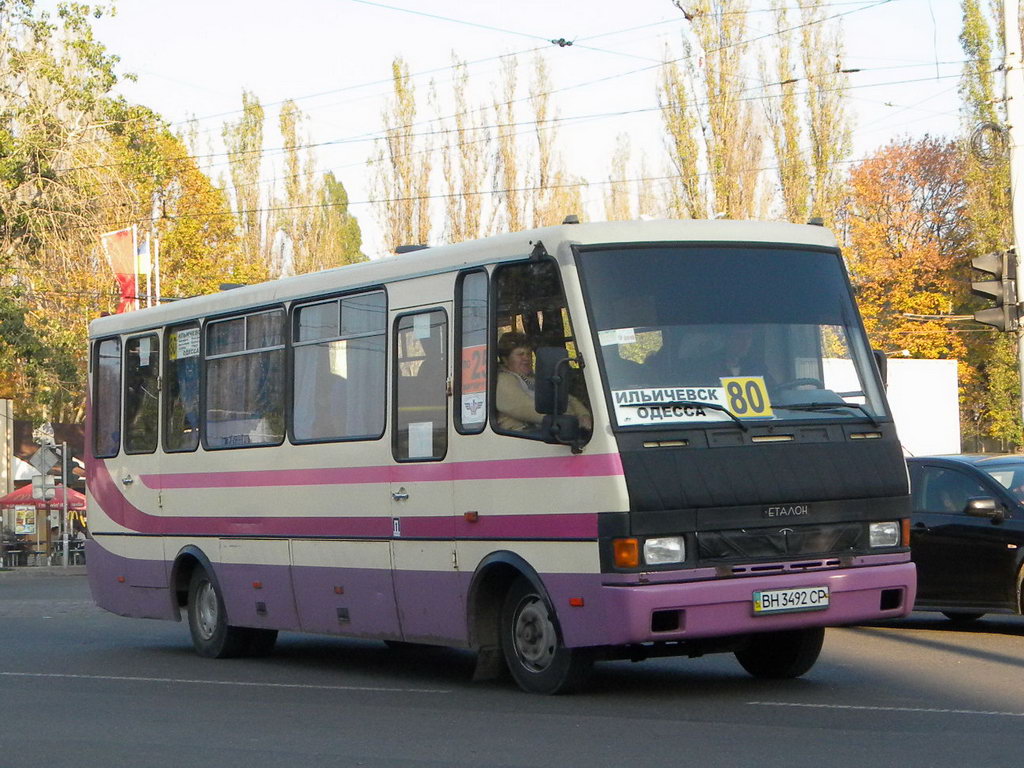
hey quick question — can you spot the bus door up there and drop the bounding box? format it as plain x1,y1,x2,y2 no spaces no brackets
389,306,464,644
119,333,168,587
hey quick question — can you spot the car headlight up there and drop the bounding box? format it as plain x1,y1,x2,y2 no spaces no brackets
869,521,899,547
643,536,685,565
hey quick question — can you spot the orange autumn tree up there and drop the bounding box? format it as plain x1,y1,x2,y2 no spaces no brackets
845,136,976,413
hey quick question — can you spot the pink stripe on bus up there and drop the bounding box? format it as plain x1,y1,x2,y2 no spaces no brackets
140,453,624,490
87,457,607,538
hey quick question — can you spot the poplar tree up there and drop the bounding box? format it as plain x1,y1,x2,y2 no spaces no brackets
799,0,853,227
658,50,706,219
222,90,266,271
373,57,432,253
762,0,810,223
958,0,1021,448
441,57,488,244
604,134,634,221
528,55,584,226
492,56,525,234
691,0,764,218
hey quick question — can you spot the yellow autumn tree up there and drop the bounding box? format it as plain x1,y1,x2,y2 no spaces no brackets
846,137,975,421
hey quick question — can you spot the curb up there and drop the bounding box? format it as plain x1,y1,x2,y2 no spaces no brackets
0,565,87,578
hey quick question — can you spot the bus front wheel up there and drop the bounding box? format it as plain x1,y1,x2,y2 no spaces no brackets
499,578,592,694
187,569,250,658
734,626,824,679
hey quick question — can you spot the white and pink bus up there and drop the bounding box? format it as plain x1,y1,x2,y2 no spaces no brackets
86,219,915,693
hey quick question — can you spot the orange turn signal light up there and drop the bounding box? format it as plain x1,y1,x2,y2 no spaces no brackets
569,597,585,607
613,538,640,568
901,518,910,546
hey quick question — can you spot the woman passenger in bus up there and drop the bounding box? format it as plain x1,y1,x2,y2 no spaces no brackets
495,332,592,433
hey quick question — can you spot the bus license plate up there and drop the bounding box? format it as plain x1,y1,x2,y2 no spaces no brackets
753,586,829,615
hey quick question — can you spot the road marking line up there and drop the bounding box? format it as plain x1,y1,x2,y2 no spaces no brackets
0,671,449,694
748,701,1024,718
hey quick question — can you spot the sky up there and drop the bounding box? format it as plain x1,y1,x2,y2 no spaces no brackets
49,0,970,256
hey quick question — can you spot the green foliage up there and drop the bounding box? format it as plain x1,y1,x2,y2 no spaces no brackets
957,0,1021,448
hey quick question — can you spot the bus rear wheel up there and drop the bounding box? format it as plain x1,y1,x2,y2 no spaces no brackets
187,569,250,658
499,578,592,694
734,626,824,679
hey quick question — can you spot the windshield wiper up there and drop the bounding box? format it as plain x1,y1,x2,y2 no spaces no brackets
618,400,749,431
775,401,880,427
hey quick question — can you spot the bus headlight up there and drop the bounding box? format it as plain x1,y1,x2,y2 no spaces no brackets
643,536,685,565
869,521,899,547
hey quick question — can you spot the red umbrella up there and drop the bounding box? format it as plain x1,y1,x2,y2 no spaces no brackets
0,484,86,510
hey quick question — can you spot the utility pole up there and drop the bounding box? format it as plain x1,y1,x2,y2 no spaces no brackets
1005,0,1024,426
61,441,69,568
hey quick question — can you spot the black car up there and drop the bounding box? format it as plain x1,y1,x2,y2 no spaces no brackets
907,455,1024,622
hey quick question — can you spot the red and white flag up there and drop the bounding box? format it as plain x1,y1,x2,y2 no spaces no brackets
100,226,137,313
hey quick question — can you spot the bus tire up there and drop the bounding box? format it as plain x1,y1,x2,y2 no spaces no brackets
187,568,249,658
734,626,824,679
499,577,592,694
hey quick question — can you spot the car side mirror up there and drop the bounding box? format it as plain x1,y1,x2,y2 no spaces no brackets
964,497,1004,520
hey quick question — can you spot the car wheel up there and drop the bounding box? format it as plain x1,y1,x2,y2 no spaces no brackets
941,611,985,623
187,568,250,658
500,578,592,694
734,627,825,679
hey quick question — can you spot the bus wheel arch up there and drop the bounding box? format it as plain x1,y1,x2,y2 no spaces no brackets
466,553,547,683
467,551,546,651
171,546,215,613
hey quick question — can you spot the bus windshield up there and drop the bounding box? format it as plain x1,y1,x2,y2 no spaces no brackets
577,244,886,428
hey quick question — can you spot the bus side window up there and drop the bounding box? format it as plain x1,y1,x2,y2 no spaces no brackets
456,271,488,434
164,323,201,452
205,308,286,449
93,337,122,458
124,334,160,454
292,291,387,442
393,310,448,461
492,259,591,440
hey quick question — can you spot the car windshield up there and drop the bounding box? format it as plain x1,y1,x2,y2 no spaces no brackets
576,244,887,428
981,463,1024,503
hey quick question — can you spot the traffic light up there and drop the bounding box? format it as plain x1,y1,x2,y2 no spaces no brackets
972,248,1019,331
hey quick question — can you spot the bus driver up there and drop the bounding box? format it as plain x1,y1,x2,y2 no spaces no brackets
495,332,592,433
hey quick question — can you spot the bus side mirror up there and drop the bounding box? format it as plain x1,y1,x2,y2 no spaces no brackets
872,349,888,388
534,346,569,415
541,414,581,447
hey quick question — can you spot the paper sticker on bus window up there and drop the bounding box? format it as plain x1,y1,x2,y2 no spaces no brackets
719,376,773,419
413,314,431,340
598,328,637,346
408,421,433,458
171,328,200,360
611,387,731,426
461,344,486,394
462,393,486,424
137,336,152,367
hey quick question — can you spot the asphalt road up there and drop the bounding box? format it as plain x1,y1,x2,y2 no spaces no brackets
1,568,1021,768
